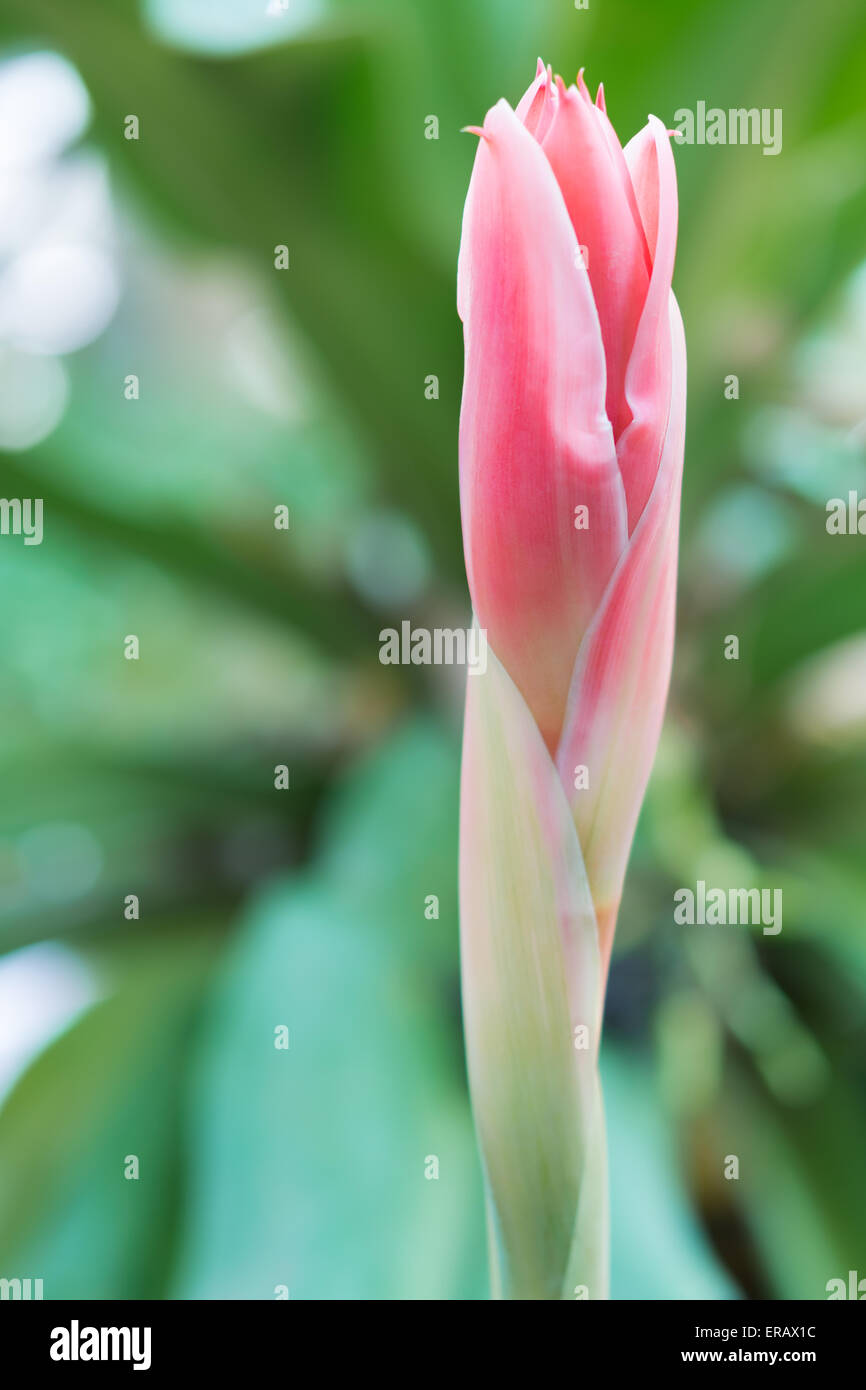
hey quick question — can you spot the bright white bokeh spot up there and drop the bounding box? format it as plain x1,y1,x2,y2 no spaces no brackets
0,52,90,169
0,151,114,274
0,243,119,355
38,153,114,247
0,943,98,1105
0,53,116,365
0,346,68,449
146,0,325,54
17,823,104,902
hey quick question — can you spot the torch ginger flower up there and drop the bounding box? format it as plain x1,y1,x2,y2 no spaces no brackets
458,62,686,1300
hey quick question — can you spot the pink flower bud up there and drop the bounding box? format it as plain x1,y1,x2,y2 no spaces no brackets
459,61,686,961
458,62,686,1298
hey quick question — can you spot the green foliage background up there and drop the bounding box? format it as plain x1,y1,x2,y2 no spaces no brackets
1,0,865,1298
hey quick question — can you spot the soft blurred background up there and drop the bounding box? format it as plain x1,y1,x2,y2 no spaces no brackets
0,0,865,1300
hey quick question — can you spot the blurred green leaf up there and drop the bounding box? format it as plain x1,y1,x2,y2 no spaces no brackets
604,1045,739,1300
717,1064,866,1298
171,720,485,1298
0,926,219,1297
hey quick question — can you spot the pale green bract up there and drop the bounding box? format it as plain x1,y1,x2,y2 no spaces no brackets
460,638,608,1299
